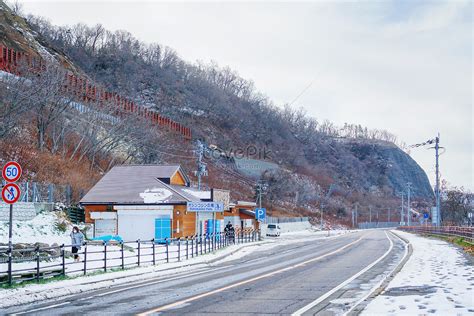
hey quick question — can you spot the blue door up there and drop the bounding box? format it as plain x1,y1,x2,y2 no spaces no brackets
155,217,171,244
206,219,221,241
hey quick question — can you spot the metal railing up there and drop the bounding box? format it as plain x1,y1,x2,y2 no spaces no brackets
358,222,400,229
266,216,309,224
398,226,474,244
0,229,260,286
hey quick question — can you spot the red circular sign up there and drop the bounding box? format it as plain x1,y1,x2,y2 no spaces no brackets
2,161,22,182
2,183,21,204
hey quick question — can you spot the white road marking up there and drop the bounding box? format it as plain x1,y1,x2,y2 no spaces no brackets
341,230,410,315
11,265,233,314
137,235,364,315
11,302,71,315
291,231,394,316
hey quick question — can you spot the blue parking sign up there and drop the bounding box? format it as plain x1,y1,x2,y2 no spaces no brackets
255,208,266,222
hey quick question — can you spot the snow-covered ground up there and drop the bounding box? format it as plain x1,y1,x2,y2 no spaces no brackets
0,228,353,308
0,211,73,245
363,230,474,315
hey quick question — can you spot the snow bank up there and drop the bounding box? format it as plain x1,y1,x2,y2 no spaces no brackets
0,211,72,245
363,230,474,315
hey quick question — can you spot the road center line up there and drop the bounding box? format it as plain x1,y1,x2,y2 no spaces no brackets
136,235,364,316
11,302,71,315
291,231,394,316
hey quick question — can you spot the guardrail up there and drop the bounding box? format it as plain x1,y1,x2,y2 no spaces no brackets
398,226,474,244
0,229,259,286
266,216,309,224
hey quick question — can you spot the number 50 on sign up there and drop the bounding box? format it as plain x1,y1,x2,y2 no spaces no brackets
2,161,22,182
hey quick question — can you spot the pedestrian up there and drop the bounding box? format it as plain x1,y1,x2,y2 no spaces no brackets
70,226,84,262
224,221,235,244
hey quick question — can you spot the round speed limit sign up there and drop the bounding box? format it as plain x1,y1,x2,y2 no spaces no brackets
2,161,22,182
2,183,21,204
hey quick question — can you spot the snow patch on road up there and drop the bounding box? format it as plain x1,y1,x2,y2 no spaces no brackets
362,230,474,315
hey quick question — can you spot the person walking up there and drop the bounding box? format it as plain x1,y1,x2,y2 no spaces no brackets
224,221,235,244
70,226,84,262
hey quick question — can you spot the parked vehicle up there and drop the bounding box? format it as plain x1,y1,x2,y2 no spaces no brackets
266,224,281,237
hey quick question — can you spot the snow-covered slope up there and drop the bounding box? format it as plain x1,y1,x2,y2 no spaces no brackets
0,211,74,246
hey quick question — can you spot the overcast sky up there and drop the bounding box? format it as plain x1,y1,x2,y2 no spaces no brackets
18,0,473,190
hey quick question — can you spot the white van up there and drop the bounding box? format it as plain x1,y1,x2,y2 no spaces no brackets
266,224,281,237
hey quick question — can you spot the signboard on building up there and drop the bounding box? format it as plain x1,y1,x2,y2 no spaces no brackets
187,201,224,213
211,189,230,210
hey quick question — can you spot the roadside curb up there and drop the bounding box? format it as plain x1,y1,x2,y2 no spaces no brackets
351,229,413,315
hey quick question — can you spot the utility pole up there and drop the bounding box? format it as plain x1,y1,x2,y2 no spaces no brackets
194,140,207,190
255,180,266,210
194,140,208,235
431,134,442,226
388,208,391,223
320,184,336,231
369,206,372,223
355,204,359,226
411,134,444,227
407,182,411,226
352,209,355,228
399,192,404,225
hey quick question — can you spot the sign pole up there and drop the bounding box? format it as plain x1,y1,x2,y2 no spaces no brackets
8,204,13,285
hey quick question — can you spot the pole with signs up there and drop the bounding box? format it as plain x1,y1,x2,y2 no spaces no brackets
2,161,22,285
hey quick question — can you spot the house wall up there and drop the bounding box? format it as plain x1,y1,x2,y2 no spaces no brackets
170,171,186,186
84,204,109,224
173,205,196,238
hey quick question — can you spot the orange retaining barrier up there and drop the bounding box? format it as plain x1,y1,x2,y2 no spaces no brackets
0,44,191,140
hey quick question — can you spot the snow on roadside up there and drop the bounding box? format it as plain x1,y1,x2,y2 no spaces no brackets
362,230,474,315
0,211,72,246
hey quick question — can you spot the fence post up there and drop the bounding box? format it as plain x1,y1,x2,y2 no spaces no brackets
83,242,87,275
186,237,189,260
35,245,40,282
61,244,66,276
152,238,156,265
191,236,194,258
48,184,54,203
103,241,107,272
121,241,124,270
137,239,141,267
177,238,181,262
204,234,207,253
208,234,211,252
211,233,214,252
165,238,169,263
200,234,203,255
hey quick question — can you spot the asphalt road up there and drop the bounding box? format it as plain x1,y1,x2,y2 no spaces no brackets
3,230,407,316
